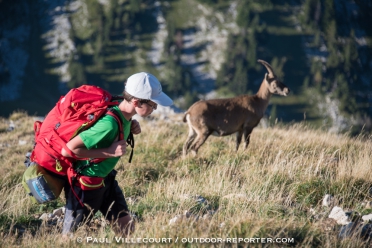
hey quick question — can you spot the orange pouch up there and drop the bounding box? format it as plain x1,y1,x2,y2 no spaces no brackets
77,176,105,190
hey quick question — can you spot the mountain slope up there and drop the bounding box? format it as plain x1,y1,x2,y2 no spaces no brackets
0,0,371,133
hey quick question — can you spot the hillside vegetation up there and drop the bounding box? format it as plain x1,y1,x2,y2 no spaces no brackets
1,0,371,133
1,112,372,247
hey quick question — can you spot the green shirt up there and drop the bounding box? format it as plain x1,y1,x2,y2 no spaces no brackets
76,106,131,177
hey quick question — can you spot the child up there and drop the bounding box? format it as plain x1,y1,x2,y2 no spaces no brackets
60,72,173,237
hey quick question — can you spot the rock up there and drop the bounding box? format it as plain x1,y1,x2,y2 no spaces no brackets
184,210,191,218
362,214,372,223
339,223,372,240
39,213,53,221
369,187,372,197
329,206,351,225
322,194,334,207
195,195,207,204
52,207,65,216
18,140,27,145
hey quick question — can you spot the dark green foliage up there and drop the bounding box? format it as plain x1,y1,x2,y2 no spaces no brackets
269,104,277,125
0,214,41,233
236,4,251,28
343,30,359,72
195,0,231,8
332,74,357,115
302,0,321,29
181,90,199,110
216,32,255,94
321,0,336,33
28,199,66,214
68,60,86,88
295,177,371,208
216,1,272,95
297,0,371,129
295,178,328,206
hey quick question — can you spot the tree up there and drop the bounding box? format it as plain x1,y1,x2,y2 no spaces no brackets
68,60,86,88
269,104,277,126
321,0,336,33
236,2,250,29
231,59,248,94
343,30,359,73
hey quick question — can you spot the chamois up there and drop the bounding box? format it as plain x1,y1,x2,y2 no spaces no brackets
182,59,290,156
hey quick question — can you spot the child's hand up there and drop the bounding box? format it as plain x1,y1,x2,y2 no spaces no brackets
110,140,127,157
130,119,141,135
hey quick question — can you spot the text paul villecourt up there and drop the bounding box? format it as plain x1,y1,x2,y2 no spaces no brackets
82,236,295,244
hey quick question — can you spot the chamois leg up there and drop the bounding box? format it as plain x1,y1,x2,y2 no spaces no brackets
183,126,197,156
190,130,211,156
236,129,243,151
243,128,253,149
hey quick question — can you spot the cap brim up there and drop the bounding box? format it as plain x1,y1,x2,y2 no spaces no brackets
151,92,173,106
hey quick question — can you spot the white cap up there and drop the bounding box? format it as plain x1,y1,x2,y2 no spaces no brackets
125,72,173,106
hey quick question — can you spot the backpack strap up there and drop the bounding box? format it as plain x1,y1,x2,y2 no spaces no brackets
126,132,134,163
107,107,134,163
106,109,124,141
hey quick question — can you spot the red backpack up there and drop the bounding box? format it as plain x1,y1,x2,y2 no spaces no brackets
30,85,128,176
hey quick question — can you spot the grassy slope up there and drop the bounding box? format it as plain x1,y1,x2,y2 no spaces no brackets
0,112,372,247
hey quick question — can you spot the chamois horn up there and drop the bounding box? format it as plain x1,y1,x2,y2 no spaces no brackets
257,59,276,77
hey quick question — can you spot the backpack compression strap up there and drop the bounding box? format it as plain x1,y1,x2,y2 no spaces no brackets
107,108,135,163
126,132,134,163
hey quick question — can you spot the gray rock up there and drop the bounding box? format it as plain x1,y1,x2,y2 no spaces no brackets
39,213,50,221
329,206,351,225
52,207,65,216
339,222,372,241
362,214,372,223
322,194,334,207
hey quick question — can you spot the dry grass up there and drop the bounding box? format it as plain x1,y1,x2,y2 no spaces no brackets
1,111,372,247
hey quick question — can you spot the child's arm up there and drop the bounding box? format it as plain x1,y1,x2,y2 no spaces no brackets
61,135,127,158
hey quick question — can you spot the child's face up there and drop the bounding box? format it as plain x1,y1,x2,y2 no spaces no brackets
136,101,157,117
